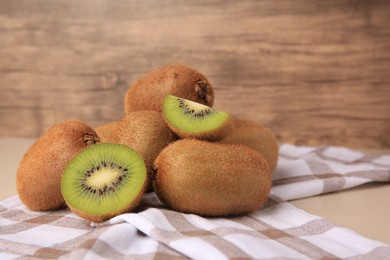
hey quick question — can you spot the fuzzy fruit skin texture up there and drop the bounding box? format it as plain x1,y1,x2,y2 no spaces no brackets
220,118,279,174
164,113,232,141
115,111,176,191
153,139,271,217
67,181,146,223
124,64,215,113
16,120,99,211
94,121,118,143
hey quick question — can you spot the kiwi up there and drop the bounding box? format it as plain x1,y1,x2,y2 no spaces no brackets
220,118,279,173
115,110,176,191
95,121,118,143
16,120,100,211
61,143,147,223
162,94,231,141
153,139,271,217
124,64,214,113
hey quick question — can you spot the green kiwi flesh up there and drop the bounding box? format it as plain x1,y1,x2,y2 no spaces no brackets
61,143,146,222
163,94,231,140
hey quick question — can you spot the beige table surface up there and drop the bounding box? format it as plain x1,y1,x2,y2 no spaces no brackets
1,138,389,245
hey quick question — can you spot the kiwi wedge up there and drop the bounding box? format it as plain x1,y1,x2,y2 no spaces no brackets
61,143,147,222
163,94,231,140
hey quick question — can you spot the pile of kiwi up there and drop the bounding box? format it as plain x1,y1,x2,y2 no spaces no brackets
16,64,278,222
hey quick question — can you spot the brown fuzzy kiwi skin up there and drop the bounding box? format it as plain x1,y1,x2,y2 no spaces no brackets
16,120,100,211
94,121,119,143
67,181,146,223
124,64,215,114
153,139,271,217
115,110,176,192
220,118,279,173
163,112,232,141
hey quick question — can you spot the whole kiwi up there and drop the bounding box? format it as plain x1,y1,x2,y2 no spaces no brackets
115,110,176,191
16,120,100,211
220,118,279,173
153,139,271,217
124,64,215,113
94,121,118,143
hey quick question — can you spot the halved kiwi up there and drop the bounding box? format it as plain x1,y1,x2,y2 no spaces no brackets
163,94,231,140
61,143,147,222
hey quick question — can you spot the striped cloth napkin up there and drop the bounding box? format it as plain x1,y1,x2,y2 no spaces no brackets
0,144,389,259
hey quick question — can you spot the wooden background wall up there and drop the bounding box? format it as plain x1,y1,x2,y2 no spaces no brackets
0,0,389,149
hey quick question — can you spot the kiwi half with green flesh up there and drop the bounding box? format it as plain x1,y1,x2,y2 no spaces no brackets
115,110,176,192
124,64,214,113
163,95,231,141
16,120,100,211
153,139,271,217
220,118,279,173
61,143,147,223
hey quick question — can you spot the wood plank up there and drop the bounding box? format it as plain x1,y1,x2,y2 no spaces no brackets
0,0,389,148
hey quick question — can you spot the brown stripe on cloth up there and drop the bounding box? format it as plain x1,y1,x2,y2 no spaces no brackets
262,196,280,210
0,238,42,257
35,222,114,256
346,169,390,181
0,214,64,235
0,221,41,235
235,216,340,260
46,215,104,230
32,226,185,259
354,153,384,166
272,173,342,186
284,219,337,237
32,247,68,259
48,218,186,259
63,239,129,259
154,243,188,260
321,175,346,194
276,161,390,194
278,145,325,161
345,246,390,260
24,214,64,224
306,160,347,194
314,147,362,164
0,210,95,235
60,233,186,259
0,208,75,224
1,208,50,222
229,196,341,260
150,209,254,259
307,160,334,175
